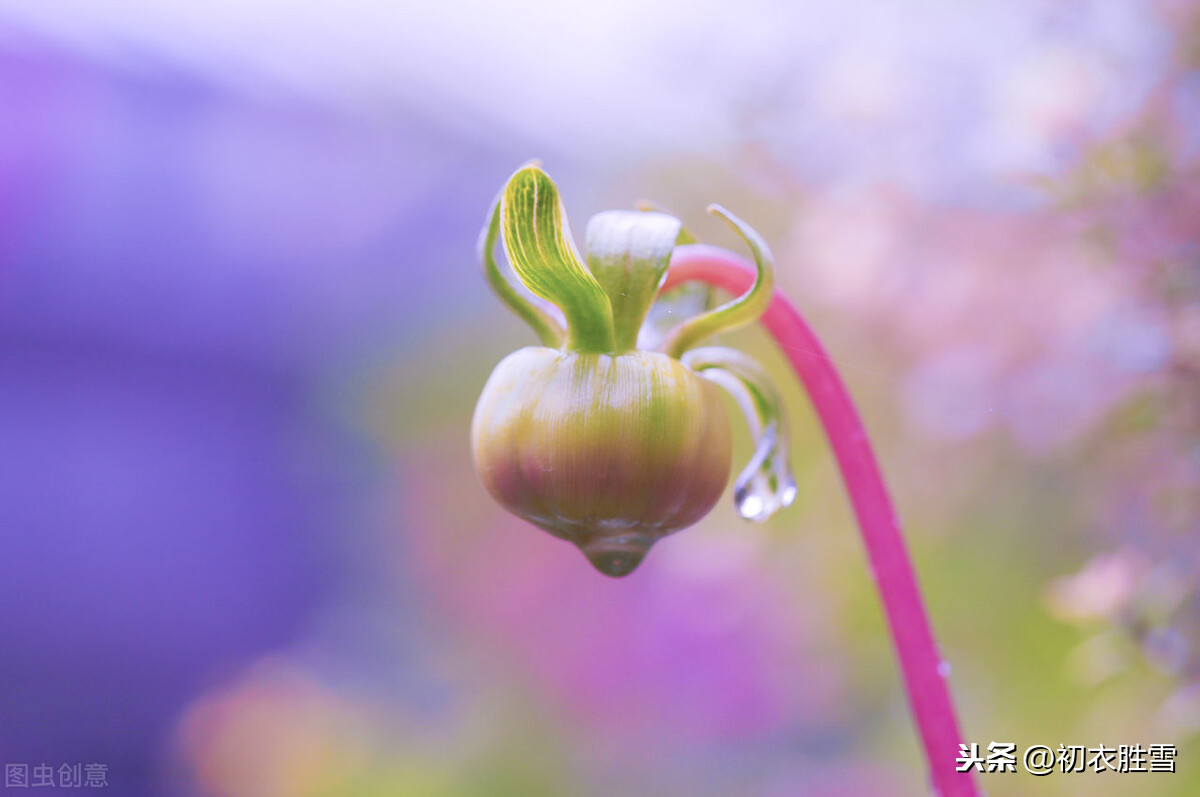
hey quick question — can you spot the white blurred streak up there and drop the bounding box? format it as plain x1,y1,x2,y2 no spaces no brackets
0,0,731,155
0,0,1172,199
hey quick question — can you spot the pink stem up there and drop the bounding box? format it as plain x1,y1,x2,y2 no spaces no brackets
664,244,980,797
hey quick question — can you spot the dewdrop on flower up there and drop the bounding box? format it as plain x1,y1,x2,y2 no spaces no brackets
471,163,796,577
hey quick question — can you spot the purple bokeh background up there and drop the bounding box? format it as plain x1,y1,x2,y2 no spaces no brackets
0,28,515,790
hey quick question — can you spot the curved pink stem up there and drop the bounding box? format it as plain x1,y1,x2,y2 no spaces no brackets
664,244,981,797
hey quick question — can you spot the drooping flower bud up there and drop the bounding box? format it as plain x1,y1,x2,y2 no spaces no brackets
472,348,731,577
472,163,796,576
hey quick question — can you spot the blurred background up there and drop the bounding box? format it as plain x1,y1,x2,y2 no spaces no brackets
1,1,1198,795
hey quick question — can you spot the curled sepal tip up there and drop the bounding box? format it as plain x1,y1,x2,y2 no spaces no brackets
500,165,615,353
661,205,775,358
478,192,565,347
683,346,797,522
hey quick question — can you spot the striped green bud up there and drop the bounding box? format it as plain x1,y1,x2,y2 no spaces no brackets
472,347,731,577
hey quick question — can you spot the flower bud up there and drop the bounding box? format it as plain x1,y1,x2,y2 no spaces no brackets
472,163,794,577
471,347,732,577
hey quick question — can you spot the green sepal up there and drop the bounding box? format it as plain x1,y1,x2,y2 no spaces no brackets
585,210,682,352
478,191,566,348
661,205,775,358
500,164,615,353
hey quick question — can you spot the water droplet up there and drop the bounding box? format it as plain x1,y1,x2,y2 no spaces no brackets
579,538,651,578
737,493,765,520
733,424,798,522
685,351,797,525
937,660,952,678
